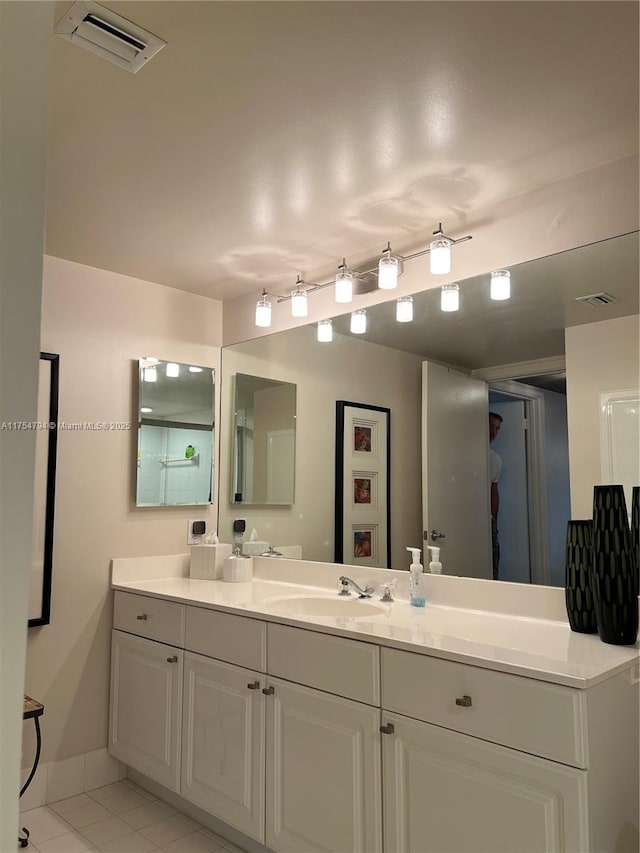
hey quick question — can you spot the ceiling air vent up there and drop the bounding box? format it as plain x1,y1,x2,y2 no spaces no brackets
575,292,618,307
54,1,166,73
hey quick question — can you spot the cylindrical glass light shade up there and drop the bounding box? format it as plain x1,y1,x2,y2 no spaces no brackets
291,288,308,317
166,362,180,378
490,269,511,301
317,319,333,342
378,255,399,289
143,365,157,382
441,283,459,312
396,296,413,323
335,271,353,303
255,294,272,327
430,238,451,275
350,309,367,334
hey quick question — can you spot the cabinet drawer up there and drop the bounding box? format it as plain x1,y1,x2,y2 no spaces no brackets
113,591,185,647
186,606,266,672
268,623,379,705
381,648,587,767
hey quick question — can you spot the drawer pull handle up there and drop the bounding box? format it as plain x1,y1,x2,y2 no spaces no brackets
166,655,178,663
136,614,148,620
455,695,472,707
262,686,275,696
247,681,261,690
380,723,395,735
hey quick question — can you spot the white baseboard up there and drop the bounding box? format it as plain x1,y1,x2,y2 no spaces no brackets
19,747,126,811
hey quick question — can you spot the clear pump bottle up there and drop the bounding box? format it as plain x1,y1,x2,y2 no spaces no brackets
406,546,425,607
427,546,442,574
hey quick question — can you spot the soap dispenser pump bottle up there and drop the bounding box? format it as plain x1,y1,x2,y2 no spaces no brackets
427,546,442,574
407,547,425,607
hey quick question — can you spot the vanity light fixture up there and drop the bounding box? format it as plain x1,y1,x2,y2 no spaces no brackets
378,243,399,290
291,277,309,317
166,362,180,378
255,289,272,327
250,222,472,327
441,283,460,312
317,319,333,342
350,309,367,334
143,365,157,382
396,295,413,322
490,269,511,301
335,260,354,304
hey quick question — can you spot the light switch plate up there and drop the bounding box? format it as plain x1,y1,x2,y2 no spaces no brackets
187,519,206,545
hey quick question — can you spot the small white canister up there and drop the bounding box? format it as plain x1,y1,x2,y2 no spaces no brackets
223,548,253,582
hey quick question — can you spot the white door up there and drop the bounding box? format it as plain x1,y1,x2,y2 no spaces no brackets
265,678,382,853
489,398,531,583
382,712,589,853
108,630,182,792
422,361,491,578
181,653,265,841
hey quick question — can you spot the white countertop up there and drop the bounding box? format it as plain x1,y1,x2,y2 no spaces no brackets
111,558,640,689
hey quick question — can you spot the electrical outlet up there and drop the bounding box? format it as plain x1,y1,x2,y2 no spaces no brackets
187,519,206,545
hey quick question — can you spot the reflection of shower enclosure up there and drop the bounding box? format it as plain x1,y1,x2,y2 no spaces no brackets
137,423,213,506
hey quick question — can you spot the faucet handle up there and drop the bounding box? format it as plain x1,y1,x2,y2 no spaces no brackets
338,576,351,596
378,579,397,602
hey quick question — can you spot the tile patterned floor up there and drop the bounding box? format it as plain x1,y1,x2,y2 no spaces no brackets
18,779,249,853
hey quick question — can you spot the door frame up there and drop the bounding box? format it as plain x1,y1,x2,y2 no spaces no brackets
473,356,564,586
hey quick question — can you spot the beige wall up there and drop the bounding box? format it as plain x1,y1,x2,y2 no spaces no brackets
25,257,222,765
566,314,640,517
219,326,424,569
1,3,52,843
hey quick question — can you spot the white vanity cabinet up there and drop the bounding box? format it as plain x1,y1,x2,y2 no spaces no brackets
109,630,183,793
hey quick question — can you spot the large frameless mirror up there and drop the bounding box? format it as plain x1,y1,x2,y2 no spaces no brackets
231,373,296,505
136,358,215,506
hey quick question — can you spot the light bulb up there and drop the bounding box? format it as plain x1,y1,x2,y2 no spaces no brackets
255,292,272,327
378,255,399,289
188,366,203,373
430,237,451,275
350,309,367,334
317,319,333,342
143,365,157,382
490,269,511,301
335,270,353,303
396,296,413,322
140,407,153,414
291,287,308,317
441,283,459,312
166,362,180,378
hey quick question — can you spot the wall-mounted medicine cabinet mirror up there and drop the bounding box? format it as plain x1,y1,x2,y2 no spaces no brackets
232,373,296,505
136,358,215,506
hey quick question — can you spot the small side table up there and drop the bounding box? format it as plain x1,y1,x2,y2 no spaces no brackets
19,695,45,849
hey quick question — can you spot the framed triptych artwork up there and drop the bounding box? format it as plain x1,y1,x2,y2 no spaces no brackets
335,401,390,567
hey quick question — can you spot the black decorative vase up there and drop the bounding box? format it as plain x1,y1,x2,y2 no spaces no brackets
592,485,638,645
565,520,597,633
632,487,640,584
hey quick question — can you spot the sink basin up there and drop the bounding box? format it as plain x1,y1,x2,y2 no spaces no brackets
260,595,386,619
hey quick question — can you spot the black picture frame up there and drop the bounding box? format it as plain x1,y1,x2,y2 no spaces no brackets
335,400,391,567
29,352,59,627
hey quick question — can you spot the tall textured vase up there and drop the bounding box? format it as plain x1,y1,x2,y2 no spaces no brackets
565,520,597,633
592,485,638,645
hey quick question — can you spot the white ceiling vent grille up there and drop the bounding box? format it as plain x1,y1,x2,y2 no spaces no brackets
54,1,166,73
575,292,619,307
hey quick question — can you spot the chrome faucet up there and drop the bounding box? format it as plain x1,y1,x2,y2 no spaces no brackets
338,576,375,598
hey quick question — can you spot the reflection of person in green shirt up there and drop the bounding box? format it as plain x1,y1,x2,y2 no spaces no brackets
489,412,503,580
185,444,196,458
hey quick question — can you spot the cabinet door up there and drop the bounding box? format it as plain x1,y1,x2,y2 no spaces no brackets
181,653,265,842
382,712,590,853
109,630,182,792
265,677,382,853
